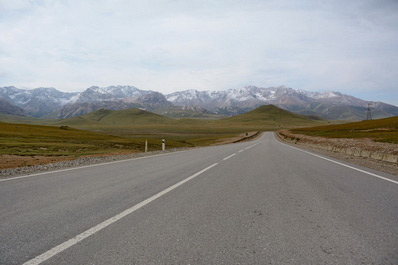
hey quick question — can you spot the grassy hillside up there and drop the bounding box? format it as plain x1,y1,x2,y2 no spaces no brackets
0,122,186,157
222,105,320,123
78,106,324,145
0,113,54,125
0,105,328,161
54,108,179,136
56,105,324,135
61,108,172,126
215,105,324,131
290,117,398,144
154,107,225,119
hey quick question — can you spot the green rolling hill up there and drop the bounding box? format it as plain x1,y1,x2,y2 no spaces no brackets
53,105,325,135
1,105,326,134
221,105,322,124
58,108,172,126
0,105,330,166
290,116,398,144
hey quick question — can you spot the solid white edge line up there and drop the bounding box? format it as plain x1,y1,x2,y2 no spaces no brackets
223,153,236,160
278,140,398,185
0,150,189,183
238,150,244,153
23,162,219,265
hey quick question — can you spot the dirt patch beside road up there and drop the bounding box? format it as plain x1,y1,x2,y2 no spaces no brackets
276,130,398,176
0,155,74,170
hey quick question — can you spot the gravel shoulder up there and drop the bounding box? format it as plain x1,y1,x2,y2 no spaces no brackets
275,131,398,176
0,148,193,179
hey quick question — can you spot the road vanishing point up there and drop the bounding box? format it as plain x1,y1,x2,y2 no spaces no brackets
1,132,397,264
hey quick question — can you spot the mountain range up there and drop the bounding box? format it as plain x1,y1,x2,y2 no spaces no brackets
0,85,397,120
166,86,398,120
0,86,78,117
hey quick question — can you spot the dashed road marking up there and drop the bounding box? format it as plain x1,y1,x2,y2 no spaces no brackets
22,163,219,265
223,154,236,161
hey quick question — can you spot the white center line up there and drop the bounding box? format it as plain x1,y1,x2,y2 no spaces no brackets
23,163,219,265
223,153,236,161
238,149,244,153
278,141,398,185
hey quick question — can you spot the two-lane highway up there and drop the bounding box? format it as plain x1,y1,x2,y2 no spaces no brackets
1,132,397,264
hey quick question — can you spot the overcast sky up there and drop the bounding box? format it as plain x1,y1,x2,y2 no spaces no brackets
1,0,397,105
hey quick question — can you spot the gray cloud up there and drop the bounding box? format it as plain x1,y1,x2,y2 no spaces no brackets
0,0,397,105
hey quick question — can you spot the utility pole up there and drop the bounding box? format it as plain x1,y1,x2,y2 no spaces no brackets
366,103,372,120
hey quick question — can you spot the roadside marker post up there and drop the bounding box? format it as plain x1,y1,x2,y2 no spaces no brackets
145,140,148,153
162,139,165,151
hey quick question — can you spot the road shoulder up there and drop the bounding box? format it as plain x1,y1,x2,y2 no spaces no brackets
274,132,398,177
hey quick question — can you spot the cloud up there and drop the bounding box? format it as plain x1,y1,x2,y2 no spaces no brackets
0,0,397,105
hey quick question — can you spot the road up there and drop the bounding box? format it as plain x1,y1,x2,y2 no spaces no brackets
1,132,397,264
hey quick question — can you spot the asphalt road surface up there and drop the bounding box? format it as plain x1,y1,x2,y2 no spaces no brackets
1,132,397,264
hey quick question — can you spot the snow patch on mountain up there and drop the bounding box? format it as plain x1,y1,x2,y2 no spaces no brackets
165,85,398,120
298,90,340,99
70,85,153,103
1,84,398,120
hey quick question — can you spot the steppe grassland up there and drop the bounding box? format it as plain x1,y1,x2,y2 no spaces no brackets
0,105,326,169
290,117,398,144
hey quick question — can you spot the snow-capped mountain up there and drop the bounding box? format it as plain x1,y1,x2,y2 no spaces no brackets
49,101,140,119
0,86,78,117
53,92,173,119
296,89,366,105
0,85,157,118
166,86,398,120
70,85,153,104
166,86,308,110
0,98,27,116
1,85,397,120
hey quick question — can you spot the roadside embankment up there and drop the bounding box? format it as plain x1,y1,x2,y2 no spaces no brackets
276,130,398,175
211,131,261,145
233,131,261,143
276,130,398,163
